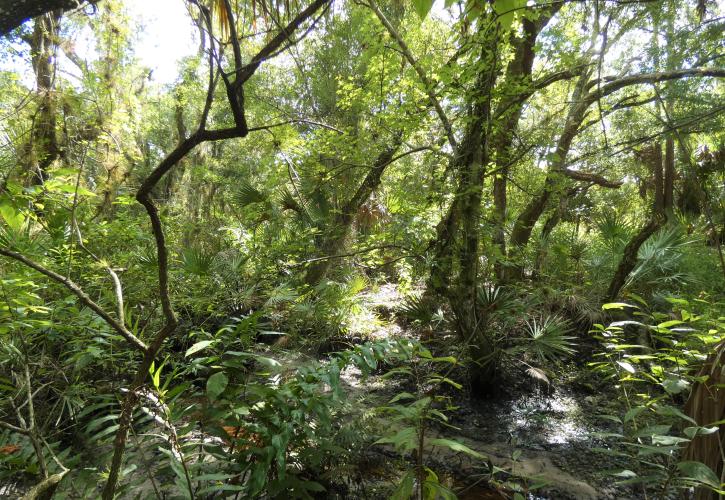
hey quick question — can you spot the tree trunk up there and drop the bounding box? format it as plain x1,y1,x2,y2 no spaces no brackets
492,17,544,282
653,142,664,213
305,135,402,285
605,141,667,301
0,0,89,35
604,213,665,302
683,340,725,500
506,67,592,280
25,10,61,186
664,135,675,210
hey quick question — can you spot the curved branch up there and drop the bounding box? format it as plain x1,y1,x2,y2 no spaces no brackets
366,0,457,150
0,248,146,352
558,168,622,188
585,67,725,102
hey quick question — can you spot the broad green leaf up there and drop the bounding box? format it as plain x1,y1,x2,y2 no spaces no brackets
207,372,228,401
0,204,24,231
633,424,671,438
598,414,623,424
654,405,697,424
684,426,719,439
185,339,216,357
661,376,689,395
624,406,646,423
389,392,417,403
374,427,417,452
412,0,434,20
616,361,636,374
428,438,484,458
603,302,638,310
657,320,684,328
677,461,720,488
391,470,415,500
493,0,525,30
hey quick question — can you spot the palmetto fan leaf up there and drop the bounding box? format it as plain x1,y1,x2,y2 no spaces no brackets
595,212,633,249
399,295,435,324
279,187,302,213
180,247,215,276
625,226,694,289
523,315,576,363
232,180,267,207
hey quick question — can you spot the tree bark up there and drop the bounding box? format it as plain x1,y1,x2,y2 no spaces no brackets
664,135,675,210
492,15,550,282
653,142,665,213
507,67,594,280
25,10,62,186
683,340,725,500
604,213,665,302
100,2,332,497
0,0,90,35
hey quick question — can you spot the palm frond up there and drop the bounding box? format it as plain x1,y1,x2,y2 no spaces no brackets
180,247,215,276
232,180,267,208
399,294,435,324
522,315,576,362
626,226,695,289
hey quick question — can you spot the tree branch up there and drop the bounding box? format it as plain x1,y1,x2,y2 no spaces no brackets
586,67,725,102
0,248,146,352
558,168,622,188
367,0,457,150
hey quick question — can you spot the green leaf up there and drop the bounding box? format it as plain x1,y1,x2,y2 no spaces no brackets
654,405,697,424
598,414,623,424
614,470,638,478
633,424,671,438
207,372,228,402
389,392,417,403
603,302,638,310
412,0,435,20
391,470,415,500
657,320,684,328
428,438,484,458
374,427,417,452
661,376,689,395
677,461,720,488
624,406,646,423
493,0,524,30
429,376,462,390
616,360,636,374
684,426,719,439
185,339,216,357
0,204,24,231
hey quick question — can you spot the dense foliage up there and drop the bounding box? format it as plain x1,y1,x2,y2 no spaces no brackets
0,0,723,498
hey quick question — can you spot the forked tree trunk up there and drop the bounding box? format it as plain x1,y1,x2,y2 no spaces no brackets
304,136,402,285
492,16,550,282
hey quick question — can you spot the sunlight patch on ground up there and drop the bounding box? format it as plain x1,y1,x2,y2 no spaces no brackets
507,392,590,445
